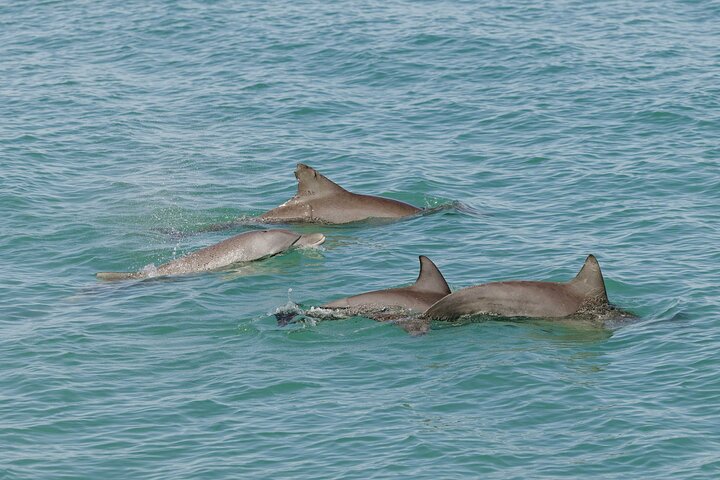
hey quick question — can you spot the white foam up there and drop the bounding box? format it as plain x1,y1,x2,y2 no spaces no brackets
140,263,159,278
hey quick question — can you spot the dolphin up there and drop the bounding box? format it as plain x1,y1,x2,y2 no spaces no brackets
258,163,422,224
423,255,610,321
323,255,451,312
96,229,325,281
275,256,450,335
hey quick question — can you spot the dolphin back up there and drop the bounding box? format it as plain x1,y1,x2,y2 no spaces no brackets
424,255,610,320
95,229,309,281
260,164,421,224
322,255,449,313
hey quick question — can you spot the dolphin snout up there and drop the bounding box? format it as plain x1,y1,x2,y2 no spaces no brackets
295,233,325,247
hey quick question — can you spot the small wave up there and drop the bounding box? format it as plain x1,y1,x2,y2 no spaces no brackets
151,227,188,239
421,200,485,218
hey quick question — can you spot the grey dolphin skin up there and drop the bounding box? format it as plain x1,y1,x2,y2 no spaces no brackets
96,229,325,281
424,255,609,321
274,256,450,333
259,163,421,224
323,255,451,313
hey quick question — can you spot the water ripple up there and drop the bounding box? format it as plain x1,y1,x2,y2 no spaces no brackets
2,0,720,478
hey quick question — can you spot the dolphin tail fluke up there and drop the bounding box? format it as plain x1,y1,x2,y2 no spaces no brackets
570,254,608,301
96,271,143,281
411,256,451,295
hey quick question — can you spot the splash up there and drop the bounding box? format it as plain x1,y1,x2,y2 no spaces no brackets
140,263,159,278
274,288,304,327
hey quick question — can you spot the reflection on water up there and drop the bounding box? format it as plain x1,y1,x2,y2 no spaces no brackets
431,314,615,344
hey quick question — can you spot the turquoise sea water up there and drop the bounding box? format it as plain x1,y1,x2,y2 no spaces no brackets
2,0,720,478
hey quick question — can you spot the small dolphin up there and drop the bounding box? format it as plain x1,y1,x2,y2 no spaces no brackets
259,163,422,224
323,255,451,312
96,229,325,281
424,255,610,321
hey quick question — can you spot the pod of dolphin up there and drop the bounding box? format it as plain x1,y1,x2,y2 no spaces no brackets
97,163,625,335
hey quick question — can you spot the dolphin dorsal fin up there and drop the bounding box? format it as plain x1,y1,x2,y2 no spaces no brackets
411,256,451,294
294,163,346,197
570,254,608,301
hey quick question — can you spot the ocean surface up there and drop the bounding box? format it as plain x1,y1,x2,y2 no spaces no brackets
2,1,719,478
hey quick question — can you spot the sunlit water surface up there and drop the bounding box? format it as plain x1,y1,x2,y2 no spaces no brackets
2,1,719,478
